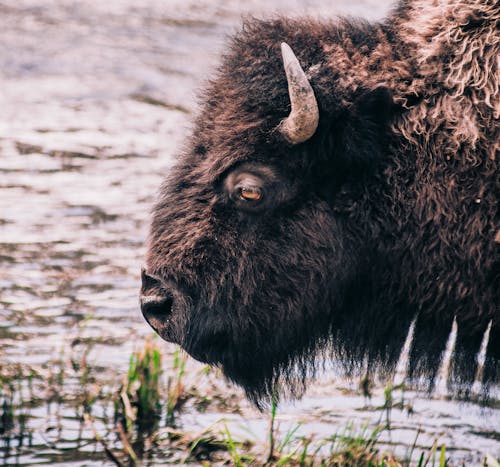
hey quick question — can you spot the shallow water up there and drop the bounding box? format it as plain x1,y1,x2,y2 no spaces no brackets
0,0,499,465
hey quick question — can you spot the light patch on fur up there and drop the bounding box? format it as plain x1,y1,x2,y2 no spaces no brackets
314,0,499,162
321,26,411,103
393,0,499,163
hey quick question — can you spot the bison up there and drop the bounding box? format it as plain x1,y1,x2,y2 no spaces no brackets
141,0,499,404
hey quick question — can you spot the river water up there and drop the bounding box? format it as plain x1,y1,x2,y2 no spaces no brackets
0,0,498,465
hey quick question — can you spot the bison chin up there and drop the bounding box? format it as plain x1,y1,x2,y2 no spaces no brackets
221,347,324,407
180,295,336,407
184,317,324,407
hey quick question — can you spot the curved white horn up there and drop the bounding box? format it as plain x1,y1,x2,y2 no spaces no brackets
278,42,319,144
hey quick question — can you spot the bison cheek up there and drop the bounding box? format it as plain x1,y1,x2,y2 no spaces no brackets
182,311,232,364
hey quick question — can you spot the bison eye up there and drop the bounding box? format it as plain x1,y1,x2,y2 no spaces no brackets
239,186,262,202
223,165,278,210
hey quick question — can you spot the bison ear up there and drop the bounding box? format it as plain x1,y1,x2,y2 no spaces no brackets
337,86,395,174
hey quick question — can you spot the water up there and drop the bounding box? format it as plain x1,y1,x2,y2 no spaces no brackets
0,0,499,465
472,321,493,396
393,317,416,387
433,317,458,398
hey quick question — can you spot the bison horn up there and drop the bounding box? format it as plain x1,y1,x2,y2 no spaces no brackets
278,42,319,145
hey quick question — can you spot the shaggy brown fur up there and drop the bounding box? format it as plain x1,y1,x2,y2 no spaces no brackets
142,0,499,404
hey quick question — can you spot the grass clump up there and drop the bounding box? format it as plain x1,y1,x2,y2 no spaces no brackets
166,348,187,427
266,417,401,466
118,337,163,436
105,338,191,465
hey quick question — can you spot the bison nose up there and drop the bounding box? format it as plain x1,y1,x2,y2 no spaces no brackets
140,268,174,333
140,294,174,331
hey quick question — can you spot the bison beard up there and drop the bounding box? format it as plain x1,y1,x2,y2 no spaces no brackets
141,0,499,405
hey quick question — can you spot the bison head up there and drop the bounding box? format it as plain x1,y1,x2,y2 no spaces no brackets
140,19,408,404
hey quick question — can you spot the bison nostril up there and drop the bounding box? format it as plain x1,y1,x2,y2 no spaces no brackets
141,267,165,291
140,294,174,331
